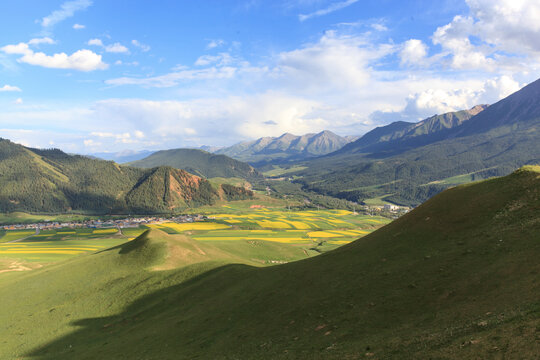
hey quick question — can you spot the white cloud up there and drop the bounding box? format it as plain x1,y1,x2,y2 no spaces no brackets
194,53,233,66
105,43,129,53
14,98,23,105
73,23,85,30
19,49,107,71
106,66,237,87
275,31,395,93
87,38,103,47
1,43,32,55
28,37,56,46
0,85,22,92
374,75,523,122
431,0,540,71
400,39,428,66
131,40,150,52
299,0,359,21
206,39,225,49
41,0,93,28
1,40,107,72
88,39,129,53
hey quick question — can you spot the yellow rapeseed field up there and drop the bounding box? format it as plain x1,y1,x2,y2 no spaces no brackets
307,231,344,238
256,221,292,229
93,229,118,234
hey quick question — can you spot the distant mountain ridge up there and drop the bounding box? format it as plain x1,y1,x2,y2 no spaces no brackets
0,140,252,214
338,104,488,155
216,130,355,166
291,78,540,206
128,148,262,180
90,150,155,163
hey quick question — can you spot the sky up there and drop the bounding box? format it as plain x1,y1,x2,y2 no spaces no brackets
0,0,539,154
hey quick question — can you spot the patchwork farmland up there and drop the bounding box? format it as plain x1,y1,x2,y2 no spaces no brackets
0,207,390,272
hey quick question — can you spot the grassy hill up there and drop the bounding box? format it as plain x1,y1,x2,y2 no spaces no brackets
127,148,262,180
0,167,538,359
0,139,252,214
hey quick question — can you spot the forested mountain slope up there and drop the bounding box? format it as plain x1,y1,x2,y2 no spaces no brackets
128,148,262,180
0,139,252,214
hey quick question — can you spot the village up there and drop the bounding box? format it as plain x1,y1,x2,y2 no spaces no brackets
1,214,206,231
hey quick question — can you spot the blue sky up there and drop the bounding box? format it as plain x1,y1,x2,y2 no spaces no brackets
0,0,539,154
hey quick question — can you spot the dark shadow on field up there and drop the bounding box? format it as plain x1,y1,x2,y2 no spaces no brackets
25,262,262,359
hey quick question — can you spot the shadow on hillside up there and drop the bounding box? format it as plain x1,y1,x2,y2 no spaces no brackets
26,262,260,359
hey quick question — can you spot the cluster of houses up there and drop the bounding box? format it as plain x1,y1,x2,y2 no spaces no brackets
363,204,411,215
1,214,205,231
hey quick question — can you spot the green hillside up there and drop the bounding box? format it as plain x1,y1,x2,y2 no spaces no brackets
128,148,262,180
0,167,538,359
0,139,252,214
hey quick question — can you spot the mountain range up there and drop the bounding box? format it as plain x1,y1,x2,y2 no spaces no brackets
285,78,540,206
0,140,252,214
215,130,357,166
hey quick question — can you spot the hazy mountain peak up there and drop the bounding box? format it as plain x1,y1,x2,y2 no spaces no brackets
215,130,355,166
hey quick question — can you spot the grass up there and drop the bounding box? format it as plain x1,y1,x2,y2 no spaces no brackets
262,165,308,177
0,168,538,358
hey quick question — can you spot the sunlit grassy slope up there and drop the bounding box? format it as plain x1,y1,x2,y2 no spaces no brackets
0,167,538,359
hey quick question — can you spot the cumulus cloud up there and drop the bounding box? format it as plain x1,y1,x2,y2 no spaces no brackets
19,49,107,71
1,40,107,71
400,39,428,66
73,23,85,30
299,0,359,21
41,0,93,28
372,75,523,123
1,43,32,55
87,38,103,47
431,0,540,71
14,98,23,105
0,85,22,92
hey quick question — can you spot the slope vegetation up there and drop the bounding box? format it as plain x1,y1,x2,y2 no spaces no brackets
128,148,262,180
1,167,537,359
